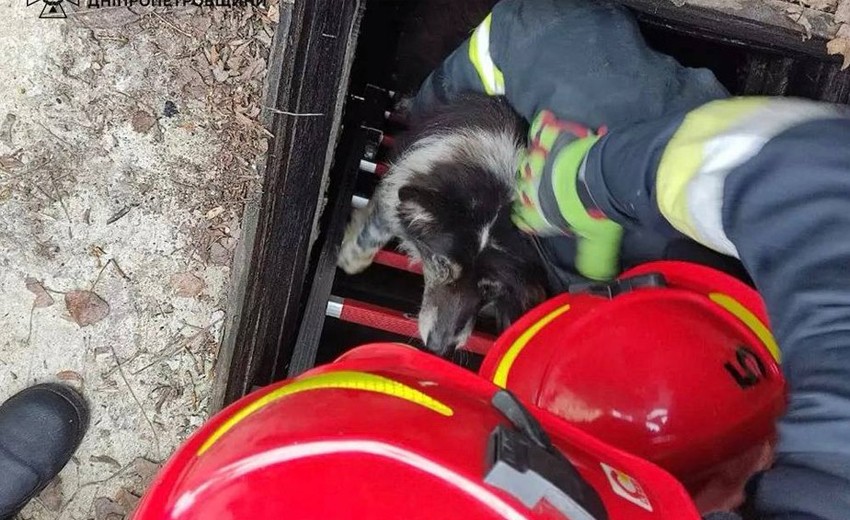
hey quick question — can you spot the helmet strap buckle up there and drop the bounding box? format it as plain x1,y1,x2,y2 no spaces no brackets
568,272,667,299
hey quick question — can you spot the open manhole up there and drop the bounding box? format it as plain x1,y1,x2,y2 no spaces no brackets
215,0,850,408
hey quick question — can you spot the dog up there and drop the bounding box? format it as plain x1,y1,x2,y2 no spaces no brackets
337,93,549,356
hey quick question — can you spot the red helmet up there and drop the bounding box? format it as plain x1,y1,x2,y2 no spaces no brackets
134,343,702,520
479,261,786,494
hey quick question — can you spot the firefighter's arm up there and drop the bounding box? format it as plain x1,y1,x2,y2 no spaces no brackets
408,10,506,118
571,97,850,519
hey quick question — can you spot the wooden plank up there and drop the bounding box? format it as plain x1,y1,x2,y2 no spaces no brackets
218,0,363,406
287,97,368,376
619,0,841,58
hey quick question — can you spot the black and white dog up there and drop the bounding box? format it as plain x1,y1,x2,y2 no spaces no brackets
338,93,550,356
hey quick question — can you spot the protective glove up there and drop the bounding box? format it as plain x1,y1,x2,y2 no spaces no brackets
512,110,624,281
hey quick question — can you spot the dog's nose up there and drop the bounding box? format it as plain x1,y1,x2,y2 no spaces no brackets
425,333,457,358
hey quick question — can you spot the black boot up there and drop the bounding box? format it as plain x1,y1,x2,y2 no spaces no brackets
0,383,89,519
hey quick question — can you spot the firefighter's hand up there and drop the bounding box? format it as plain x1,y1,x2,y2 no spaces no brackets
512,110,623,281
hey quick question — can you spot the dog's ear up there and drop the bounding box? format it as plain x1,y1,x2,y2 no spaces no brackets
397,185,439,232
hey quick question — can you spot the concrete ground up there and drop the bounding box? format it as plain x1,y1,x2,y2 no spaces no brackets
0,1,280,518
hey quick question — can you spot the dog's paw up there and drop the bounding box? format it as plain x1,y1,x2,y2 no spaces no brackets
337,214,378,274
337,244,376,274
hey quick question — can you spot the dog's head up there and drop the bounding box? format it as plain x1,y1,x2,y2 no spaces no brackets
396,163,548,356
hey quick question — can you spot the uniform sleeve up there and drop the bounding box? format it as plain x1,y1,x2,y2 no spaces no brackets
580,97,850,520
409,10,506,118
410,0,728,128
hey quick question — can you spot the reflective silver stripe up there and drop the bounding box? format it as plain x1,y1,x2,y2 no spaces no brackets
684,99,846,257
469,15,505,95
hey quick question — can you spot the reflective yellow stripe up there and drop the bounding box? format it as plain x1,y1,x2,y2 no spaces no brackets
492,305,570,388
656,98,767,247
468,14,505,95
656,97,844,256
709,292,781,363
197,371,453,455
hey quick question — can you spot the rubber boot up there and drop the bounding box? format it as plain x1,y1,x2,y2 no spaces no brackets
0,383,89,519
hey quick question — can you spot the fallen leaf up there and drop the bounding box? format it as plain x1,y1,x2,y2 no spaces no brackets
38,477,64,512
204,45,220,67
827,24,850,69
237,58,266,83
65,290,110,327
115,488,141,512
132,457,162,488
212,63,230,83
91,454,122,469
205,206,225,219
209,242,231,265
170,272,205,298
233,110,254,127
56,370,84,384
0,154,24,170
94,496,126,520
131,111,156,133
800,0,837,11
267,2,280,23
837,0,850,24
785,5,814,39
25,277,55,308
0,113,16,148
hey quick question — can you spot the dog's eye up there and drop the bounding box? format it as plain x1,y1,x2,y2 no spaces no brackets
478,279,504,300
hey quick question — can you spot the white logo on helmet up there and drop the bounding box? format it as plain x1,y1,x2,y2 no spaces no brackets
600,462,653,512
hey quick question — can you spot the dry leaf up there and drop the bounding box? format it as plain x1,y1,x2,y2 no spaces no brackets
209,242,232,265
204,45,220,66
205,206,225,219
91,454,122,469
837,0,850,24
800,0,837,11
38,477,64,512
212,63,230,83
56,370,84,384
827,24,850,69
94,496,127,520
25,277,55,308
170,272,205,298
267,3,280,23
233,110,254,127
0,154,24,170
65,290,110,327
131,111,156,133
786,5,814,39
132,457,162,488
115,488,141,512
0,113,15,148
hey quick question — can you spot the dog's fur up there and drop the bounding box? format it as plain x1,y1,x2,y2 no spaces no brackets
338,93,549,356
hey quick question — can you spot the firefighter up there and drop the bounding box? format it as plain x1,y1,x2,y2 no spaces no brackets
409,0,850,518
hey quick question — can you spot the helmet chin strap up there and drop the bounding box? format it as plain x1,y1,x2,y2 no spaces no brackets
487,389,609,520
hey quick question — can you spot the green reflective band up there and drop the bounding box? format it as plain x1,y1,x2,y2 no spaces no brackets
551,138,623,281
468,14,505,95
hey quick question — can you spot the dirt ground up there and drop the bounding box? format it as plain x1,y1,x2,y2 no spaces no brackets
0,1,279,518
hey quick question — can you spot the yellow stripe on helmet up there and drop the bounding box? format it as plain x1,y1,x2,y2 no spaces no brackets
709,292,781,363
492,304,570,388
197,371,453,456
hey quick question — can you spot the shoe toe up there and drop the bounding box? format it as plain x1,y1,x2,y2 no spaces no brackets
0,383,89,516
